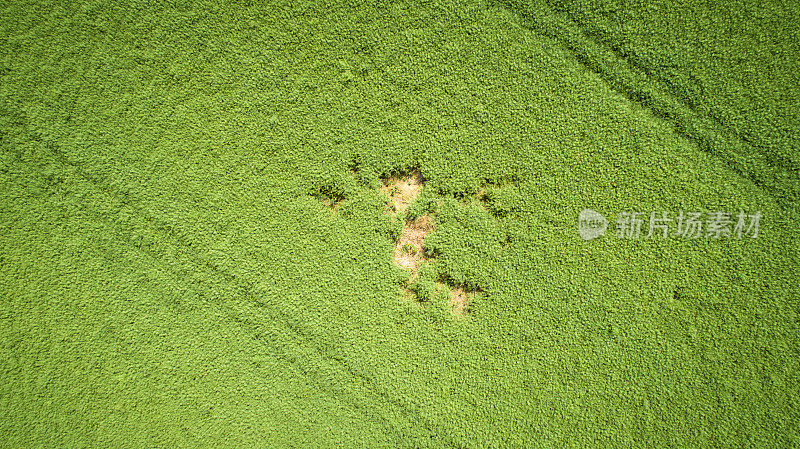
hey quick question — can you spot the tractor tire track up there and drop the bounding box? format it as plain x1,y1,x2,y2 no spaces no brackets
492,0,799,214
0,104,461,448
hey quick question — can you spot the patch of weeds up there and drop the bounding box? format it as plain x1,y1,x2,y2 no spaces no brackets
407,261,439,302
348,153,361,174
479,184,524,218
313,183,346,212
379,167,488,316
405,187,441,221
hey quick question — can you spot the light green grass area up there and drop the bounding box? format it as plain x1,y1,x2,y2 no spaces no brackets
1,0,797,447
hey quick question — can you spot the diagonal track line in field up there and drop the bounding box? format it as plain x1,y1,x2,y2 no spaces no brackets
491,0,799,213
549,3,795,166
1,104,463,448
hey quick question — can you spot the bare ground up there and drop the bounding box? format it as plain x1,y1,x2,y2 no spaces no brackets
381,170,424,215
445,284,472,317
321,197,339,213
384,171,473,317
382,171,432,278
393,214,432,277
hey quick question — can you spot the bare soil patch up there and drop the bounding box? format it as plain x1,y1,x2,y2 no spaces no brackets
393,214,433,277
447,285,473,317
383,171,432,278
381,171,424,216
321,197,339,213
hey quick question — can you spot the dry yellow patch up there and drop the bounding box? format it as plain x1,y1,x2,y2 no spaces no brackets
393,214,433,278
383,171,433,279
447,285,472,317
321,197,338,213
381,171,424,215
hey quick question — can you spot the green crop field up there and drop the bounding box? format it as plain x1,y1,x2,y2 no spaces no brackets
1,0,798,447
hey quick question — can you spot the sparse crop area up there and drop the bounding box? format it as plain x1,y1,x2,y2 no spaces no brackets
1,0,798,447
